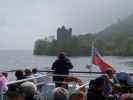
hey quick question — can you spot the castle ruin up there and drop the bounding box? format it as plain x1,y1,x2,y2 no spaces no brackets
57,26,72,41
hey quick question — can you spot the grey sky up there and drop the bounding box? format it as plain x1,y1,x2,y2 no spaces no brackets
0,0,133,50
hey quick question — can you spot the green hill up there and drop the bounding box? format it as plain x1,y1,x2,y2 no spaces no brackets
34,15,133,56
94,15,133,56
98,15,133,36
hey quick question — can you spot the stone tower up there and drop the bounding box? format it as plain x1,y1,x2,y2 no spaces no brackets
57,25,72,41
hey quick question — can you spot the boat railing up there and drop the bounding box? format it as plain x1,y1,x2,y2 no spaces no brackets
4,69,97,73
7,72,99,86
5,69,133,75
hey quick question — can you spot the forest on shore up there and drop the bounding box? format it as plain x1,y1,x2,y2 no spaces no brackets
34,15,133,56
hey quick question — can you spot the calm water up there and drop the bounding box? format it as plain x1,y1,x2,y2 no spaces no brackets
0,50,133,73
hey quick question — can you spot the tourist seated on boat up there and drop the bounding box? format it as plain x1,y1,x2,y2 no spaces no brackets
15,69,26,80
103,69,120,95
24,68,37,83
32,68,44,83
21,81,39,100
88,79,95,91
32,68,45,91
105,68,119,84
69,91,85,100
100,74,122,100
120,93,128,100
6,84,25,100
52,87,69,100
101,75,113,95
116,72,127,83
123,74,133,93
120,93,133,100
87,77,106,100
0,73,8,93
125,75,133,86
2,72,8,80
112,83,122,100
116,72,133,93
124,93,133,100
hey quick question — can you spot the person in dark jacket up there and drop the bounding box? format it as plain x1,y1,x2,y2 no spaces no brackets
52,52,73,88
87,77,106,100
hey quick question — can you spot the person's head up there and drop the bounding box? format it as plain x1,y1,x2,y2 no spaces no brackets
93,77,105,92
6,84,24,100
112,83,121,93
69,92,85,100
15,70,24,80
2,72,8,78
21,81,37,100
52,87,69,100
24,69,32,76
105,69,113,78
32,68,38,74
58,52,66,59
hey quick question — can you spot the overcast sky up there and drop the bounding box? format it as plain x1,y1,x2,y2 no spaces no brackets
0,0,133,50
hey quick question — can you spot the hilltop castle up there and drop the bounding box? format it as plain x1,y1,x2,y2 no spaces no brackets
57,26,72,41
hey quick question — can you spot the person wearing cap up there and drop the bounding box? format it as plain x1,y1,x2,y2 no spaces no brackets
52,52,73,87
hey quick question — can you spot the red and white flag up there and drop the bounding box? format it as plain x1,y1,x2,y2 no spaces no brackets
92,48,116,73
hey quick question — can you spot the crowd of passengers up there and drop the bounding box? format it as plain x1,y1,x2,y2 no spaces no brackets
0,68,132,100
